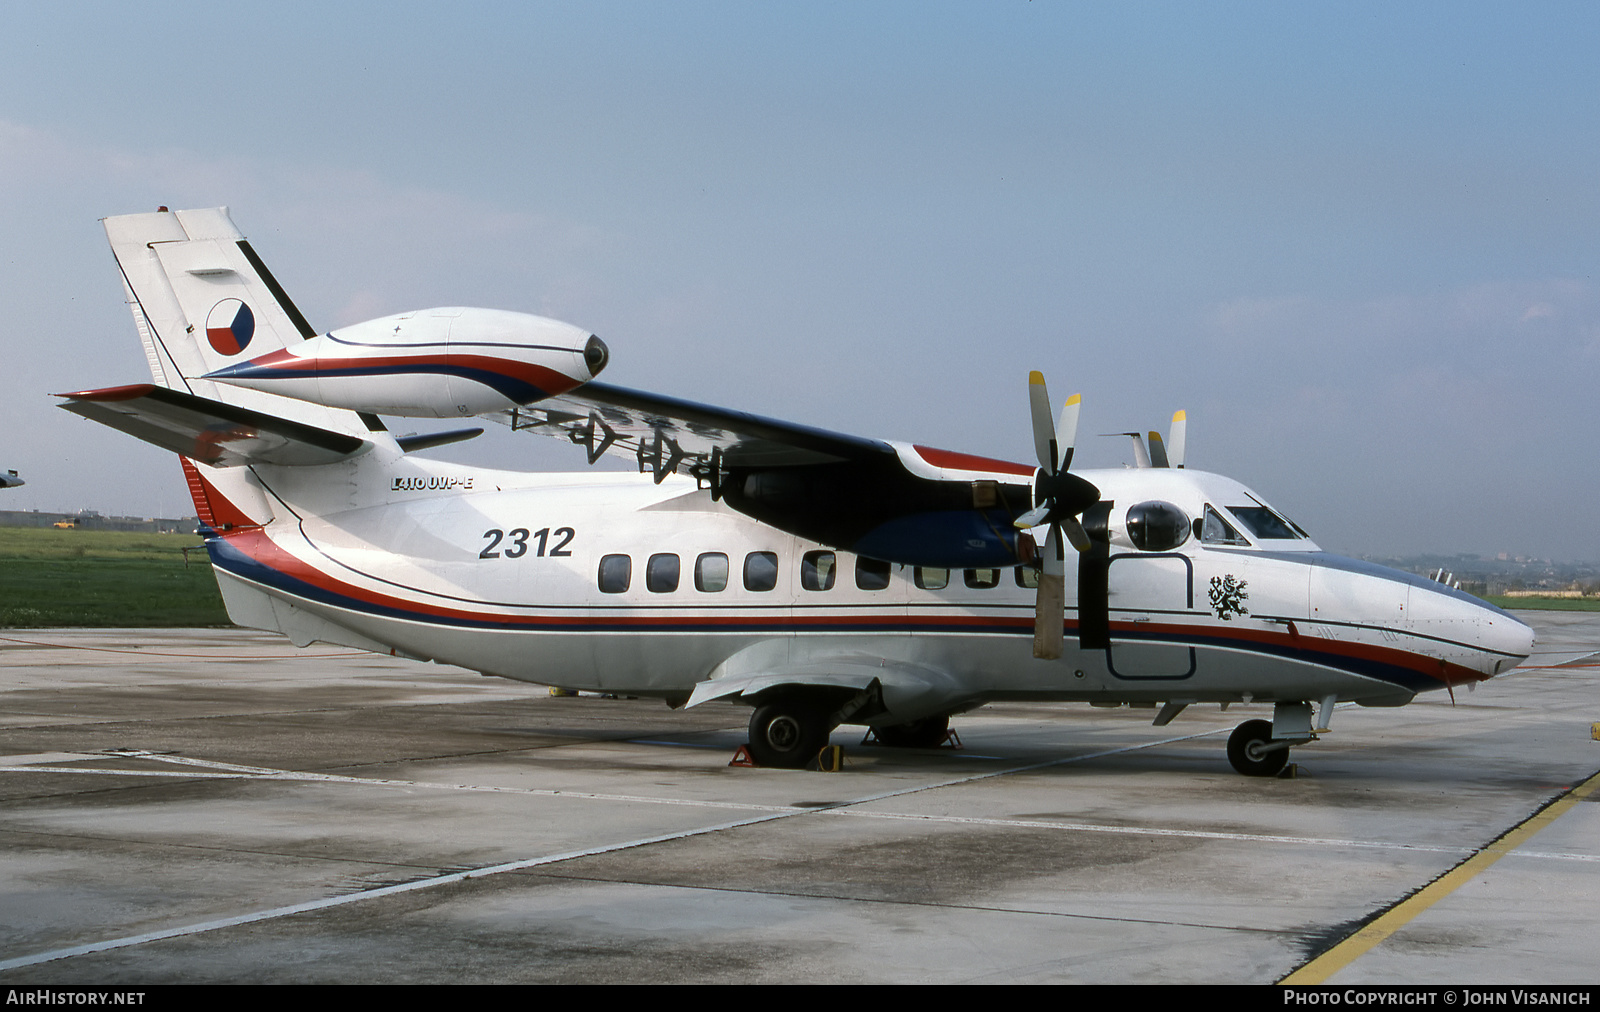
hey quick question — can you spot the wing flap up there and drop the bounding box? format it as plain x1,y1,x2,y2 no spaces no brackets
59,384,370,467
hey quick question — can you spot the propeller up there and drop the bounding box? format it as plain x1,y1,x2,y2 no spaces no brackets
1015,372,1101,659
1146,410,1187,469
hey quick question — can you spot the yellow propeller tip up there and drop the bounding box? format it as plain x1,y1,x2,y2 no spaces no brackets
1172,409,1186,422
1065,394,1081,406
1028,370,1045,385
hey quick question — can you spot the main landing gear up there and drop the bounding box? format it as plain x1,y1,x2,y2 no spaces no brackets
747,701,832,769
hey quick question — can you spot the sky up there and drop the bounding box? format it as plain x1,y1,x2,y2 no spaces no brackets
1,2,1596,560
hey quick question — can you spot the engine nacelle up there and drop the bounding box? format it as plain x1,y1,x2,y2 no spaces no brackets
203,307,608,417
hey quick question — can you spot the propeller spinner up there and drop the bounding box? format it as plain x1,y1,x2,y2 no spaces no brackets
1015,372,1101,659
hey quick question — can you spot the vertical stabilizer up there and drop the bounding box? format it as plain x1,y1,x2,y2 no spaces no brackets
102,207,370,439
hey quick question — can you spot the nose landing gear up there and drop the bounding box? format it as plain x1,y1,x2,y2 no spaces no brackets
1226,718,1291,777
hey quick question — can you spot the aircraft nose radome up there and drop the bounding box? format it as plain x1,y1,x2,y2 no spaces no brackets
1454,592,1536,665
1492,612,1537,667
1406,580,1536,676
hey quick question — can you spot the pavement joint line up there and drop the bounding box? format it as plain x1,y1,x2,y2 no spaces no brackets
12,740,1600,861
0,634,362,659
540,870,1296,936
0,726,1232,971
0,810,803,973
1279,765,1600,985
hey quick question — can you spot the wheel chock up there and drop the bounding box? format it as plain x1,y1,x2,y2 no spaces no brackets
1276,763,1300,780
812,745,845,772
1592,723,1600,741
729,744,757,767
860,728,963,749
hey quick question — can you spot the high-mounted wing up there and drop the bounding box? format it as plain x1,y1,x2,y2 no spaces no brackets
489,380,896,479
489,381,1045,570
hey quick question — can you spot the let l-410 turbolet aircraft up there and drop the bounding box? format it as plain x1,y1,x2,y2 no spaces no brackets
59,207,1535,776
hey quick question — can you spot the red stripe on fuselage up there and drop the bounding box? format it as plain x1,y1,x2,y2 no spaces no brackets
219,529,1484,689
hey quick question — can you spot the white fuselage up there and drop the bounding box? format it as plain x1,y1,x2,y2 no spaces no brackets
206,451,1534,724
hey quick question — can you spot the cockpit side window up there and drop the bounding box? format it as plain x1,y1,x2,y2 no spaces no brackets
1199,504,1250,546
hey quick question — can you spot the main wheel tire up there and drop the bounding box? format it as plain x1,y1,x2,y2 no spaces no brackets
1227,719,1289,777
872,715,950,748
748,702,830,769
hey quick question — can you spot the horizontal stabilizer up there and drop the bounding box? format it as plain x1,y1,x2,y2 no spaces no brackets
58,384,371,467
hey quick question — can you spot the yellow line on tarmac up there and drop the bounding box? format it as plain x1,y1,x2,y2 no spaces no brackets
1281,767,1600,984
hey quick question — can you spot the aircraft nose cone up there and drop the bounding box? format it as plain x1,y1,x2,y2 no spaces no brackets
1405,578,1536,678
1488,610,1536,670
1453,594,1536,676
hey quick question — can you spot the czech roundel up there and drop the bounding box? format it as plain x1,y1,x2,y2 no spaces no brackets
206,299,255,356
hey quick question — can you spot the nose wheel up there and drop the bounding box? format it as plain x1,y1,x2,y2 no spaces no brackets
1227,719,1290,777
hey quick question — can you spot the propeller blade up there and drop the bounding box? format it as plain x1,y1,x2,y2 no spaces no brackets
1059,516,1092,553
1027,371,1057,472
1056,394,1080,471
1168,409,1186,468
1013,503,1052,530
1034,522,1066,658
1040,523,1065,577
1034,568,1066,659
1148,430,1169,468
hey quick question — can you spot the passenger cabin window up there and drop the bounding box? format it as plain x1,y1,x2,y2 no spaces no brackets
1015,567,1039,589
1199,505,1250,546
915,567,949,590
1227,505,1303,540
802,551,837,591
744,552,779,592
695,553,729,592
598,554,631,593
964,569,1000,589
856,558,892,591
646,553,680,593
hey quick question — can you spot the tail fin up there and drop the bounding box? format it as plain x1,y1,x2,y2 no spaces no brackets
102,207,372,439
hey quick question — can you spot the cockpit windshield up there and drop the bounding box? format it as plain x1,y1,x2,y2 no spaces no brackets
1226,502,1307,540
